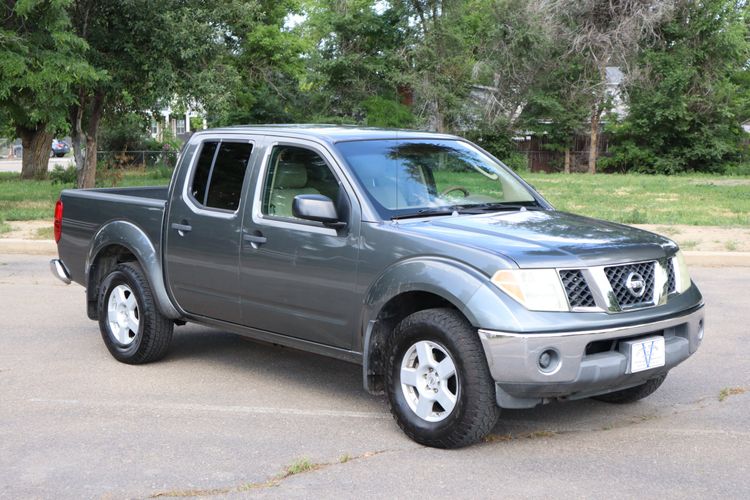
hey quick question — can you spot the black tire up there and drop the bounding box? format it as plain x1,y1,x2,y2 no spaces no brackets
592,372,668,404
97,262,173,364
385,308,500,448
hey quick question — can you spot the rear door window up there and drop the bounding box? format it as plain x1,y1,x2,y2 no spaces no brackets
190,141,253,212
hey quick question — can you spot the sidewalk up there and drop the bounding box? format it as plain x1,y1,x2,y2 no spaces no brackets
1,237,748,266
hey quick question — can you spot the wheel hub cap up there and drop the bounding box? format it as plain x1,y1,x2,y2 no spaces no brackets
107,284,139,346
399,340,459,423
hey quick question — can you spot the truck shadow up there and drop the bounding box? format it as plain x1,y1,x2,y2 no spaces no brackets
166,324,378,406
165,324,663,440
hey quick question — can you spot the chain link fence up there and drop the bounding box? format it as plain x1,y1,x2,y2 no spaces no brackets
96,150,179,169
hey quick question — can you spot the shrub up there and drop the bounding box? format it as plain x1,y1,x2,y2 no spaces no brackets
49,165,77,184
362,96,415,128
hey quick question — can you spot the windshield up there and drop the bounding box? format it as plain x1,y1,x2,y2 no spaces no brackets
335,139,538,219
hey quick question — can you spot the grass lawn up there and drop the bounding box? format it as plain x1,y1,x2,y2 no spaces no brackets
1,169,748,232
523,172,750,226
0,169,171,233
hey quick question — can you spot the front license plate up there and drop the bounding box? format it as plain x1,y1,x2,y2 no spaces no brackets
629,336,665,373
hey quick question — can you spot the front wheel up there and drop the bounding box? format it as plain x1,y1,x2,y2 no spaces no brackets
385,308,499,448
97,262,173,364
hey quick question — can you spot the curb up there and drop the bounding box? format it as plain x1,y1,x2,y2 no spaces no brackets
0,239,57,256
683,251,750,268
1,239,750,267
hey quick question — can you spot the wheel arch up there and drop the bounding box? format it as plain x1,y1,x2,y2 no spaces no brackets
360,257,496,394
86,221,181,320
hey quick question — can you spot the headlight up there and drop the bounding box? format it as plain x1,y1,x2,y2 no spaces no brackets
491,269,568,312
674,250,691,293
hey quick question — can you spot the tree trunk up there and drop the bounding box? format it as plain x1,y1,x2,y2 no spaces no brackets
77,91,105,189
564,148,571,174
70,96,86,173
434,106,445,133
587,110,600,174
18,124,53,180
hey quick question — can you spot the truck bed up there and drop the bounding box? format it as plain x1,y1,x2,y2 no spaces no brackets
57,186,169,286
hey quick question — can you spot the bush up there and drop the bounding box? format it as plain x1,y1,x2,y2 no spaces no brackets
501,152,530,173
362,96,415,128
98,113,151,152
49,165,77,184
723,162,750,176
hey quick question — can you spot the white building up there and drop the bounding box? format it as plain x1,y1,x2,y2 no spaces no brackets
150,103,206,141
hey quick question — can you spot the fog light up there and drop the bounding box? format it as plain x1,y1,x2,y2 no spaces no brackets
698,322,704,341
538,349,560,374
539,351,552,369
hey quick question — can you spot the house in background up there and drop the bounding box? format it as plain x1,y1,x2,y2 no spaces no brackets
150,103,206,143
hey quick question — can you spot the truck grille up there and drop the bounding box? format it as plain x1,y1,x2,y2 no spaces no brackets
559,270,596,308
604,261,655,308
666,258,676,293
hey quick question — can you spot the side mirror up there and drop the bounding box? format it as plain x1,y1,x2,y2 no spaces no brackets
292,194,347,229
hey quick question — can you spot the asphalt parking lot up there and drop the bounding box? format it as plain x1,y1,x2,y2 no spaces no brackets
1,254,748,499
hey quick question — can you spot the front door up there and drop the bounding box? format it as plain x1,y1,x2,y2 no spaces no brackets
165,135,256,323
239,140,360,349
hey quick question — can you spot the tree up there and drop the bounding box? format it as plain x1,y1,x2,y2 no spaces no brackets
211,0,307,125
400,0,474,132
0,0,96,179
604,0,750,173
68,0,241,187
518,60,592,173
535,0,674,173
300,0,413,125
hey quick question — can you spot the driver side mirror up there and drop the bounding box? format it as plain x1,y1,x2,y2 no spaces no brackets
292,194,347,229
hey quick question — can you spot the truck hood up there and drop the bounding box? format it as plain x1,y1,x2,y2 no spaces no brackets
395,210,676,268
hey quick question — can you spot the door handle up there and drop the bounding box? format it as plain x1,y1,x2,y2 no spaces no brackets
243,233,267,245
171,223,192,233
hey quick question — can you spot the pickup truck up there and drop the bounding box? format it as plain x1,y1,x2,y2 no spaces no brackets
51,125,705,448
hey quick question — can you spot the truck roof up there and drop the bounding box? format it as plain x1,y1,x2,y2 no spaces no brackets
193,124,460,144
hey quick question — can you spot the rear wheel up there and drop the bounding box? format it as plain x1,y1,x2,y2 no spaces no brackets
97,262,173,364
385,308,499,448
592,373,668,404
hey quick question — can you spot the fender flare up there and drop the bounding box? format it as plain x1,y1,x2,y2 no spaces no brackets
359,256,518,393
86,220,181,319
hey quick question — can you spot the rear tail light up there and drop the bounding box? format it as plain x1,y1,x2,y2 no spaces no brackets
54,199,63,243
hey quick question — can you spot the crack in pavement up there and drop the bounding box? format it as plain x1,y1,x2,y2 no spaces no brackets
148,449,394,498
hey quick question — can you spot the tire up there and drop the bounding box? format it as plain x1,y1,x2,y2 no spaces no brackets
592,372,668,404
97,262,173,364
385,308,500,448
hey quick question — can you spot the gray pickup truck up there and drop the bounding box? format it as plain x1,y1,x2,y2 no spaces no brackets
51,125,704,448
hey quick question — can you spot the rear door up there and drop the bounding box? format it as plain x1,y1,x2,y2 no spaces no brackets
165,134,257,322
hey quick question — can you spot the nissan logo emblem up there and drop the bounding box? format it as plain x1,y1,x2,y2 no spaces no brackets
625,272,646,298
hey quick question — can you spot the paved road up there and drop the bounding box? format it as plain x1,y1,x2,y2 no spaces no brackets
0,157,74,173
0,255,748,498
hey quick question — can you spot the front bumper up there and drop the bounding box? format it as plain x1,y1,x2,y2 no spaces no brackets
478,304,705,408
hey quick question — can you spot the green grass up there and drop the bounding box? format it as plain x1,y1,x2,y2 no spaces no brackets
521,173,750,226
0,169,172,223
1,169,748,226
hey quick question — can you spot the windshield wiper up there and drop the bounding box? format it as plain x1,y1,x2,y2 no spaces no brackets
391,207,456,220
456,202,542,213
391,202,542,221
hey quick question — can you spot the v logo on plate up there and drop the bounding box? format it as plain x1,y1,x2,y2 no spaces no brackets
641,341,656,367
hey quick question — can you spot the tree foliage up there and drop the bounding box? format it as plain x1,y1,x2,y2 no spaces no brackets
603,0,750,173
2,0,749,178
0,0,97,178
